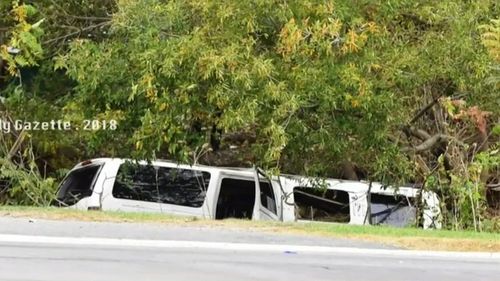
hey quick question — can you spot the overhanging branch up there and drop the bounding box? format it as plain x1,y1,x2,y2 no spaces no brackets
43,21,111,45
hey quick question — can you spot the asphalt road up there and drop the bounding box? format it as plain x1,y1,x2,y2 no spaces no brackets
0,217,498,281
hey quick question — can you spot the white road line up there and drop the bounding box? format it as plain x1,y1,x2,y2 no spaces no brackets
0,234,498,260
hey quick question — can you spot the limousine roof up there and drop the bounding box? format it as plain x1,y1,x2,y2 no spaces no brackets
74,157,257,175
76,158,421,196
279,174,420,196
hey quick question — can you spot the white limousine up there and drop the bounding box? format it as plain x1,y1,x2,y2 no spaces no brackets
55,158,442,229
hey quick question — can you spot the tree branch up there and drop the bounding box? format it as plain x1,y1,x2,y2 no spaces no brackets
8,130,27,160
403,134,449,152
408,127,431,141
487,182,500,191
409,96,441,124
67,15,112,21
43,21,111,45
294,190,349,207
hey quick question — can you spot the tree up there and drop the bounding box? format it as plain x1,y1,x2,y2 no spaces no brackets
58,1,498,179
55,1,401,179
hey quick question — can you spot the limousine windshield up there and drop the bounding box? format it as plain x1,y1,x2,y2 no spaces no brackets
56,163,102,206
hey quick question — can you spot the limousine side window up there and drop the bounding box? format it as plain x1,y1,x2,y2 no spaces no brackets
258,181,276,215
216,178,256,219
370,194,416,227
293,187,350,223
56,164,102,206
112,163,211,208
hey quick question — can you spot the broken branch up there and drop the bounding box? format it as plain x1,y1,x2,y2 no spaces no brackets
408,127,432,141
403,134,449,153
487,183,500,191
7,130,27,160
409,97,441,124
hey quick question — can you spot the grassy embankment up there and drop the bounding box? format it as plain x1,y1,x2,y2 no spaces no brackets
0,205,498,252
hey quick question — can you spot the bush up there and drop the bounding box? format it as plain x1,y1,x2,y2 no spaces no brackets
0,130,57,206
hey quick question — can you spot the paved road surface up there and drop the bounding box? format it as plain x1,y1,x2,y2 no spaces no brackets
0,217,394,248
0,217,498,281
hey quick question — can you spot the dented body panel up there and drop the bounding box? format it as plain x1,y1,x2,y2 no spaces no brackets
56,158,442,229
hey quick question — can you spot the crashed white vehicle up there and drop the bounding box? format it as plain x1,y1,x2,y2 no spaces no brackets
55,158,442,229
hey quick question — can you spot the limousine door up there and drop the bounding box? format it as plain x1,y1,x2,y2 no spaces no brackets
252,168,279,221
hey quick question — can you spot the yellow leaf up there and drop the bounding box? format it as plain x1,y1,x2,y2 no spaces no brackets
159,103,167,111
135,141,143,150
342,29,361,54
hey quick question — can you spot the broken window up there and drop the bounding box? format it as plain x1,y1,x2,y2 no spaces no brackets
216,178,256,219
112,163,211,208
260,181,277,215
55,164,102,206
370,194,416,227
293,187,350,223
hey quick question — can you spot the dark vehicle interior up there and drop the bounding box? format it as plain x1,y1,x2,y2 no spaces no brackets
216,178,256,219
